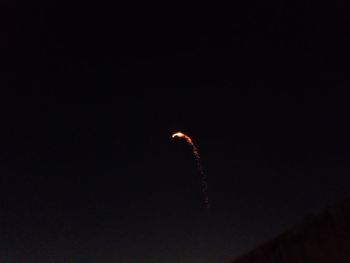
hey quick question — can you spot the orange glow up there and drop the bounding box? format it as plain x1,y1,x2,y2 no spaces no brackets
171,130,209,208
172,131,193,145
172,132,185,138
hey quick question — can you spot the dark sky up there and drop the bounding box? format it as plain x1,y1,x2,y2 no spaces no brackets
1,1,350,262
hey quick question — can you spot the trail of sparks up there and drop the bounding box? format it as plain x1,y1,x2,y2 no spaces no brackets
172,132,210,209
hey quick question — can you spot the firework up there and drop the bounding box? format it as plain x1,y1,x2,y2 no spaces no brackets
172,131,209,208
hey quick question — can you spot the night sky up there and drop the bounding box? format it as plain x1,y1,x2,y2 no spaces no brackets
1,1,350,262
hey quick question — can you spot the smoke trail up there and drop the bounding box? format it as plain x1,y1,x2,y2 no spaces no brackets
172,132,210,209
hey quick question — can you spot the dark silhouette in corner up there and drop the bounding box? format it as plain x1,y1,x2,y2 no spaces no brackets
232,198,350,263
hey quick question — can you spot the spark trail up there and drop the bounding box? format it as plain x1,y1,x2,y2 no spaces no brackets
172,132,210,209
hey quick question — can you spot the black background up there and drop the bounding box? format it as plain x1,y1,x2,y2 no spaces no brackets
1,0,350,262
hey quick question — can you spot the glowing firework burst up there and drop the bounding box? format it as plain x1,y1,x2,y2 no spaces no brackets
172,131,209,209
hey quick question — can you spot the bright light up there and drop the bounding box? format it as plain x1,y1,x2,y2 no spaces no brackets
171,130,209,208
172,132,185,138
